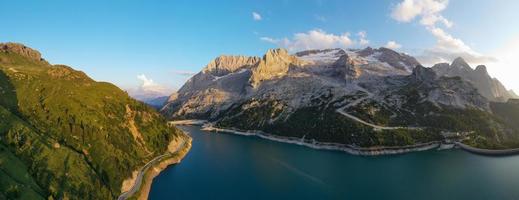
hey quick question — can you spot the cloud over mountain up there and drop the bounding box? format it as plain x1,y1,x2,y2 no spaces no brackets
261,29,373,52
391,0,495,65
385,41,402,49
127,74,172,101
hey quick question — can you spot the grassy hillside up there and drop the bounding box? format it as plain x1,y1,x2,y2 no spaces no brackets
0,44,185,199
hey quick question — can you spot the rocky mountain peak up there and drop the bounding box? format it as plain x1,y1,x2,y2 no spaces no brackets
250,48,306,87
0,42,44,62
411,65,437,83
357,47,420,72
264,48,289,60
334,54,350,64
357,47,374,56
432,57,516,102
431,62,450,70
475,65,488,74
203,55,260,76
451,57,471,69
333,54,362,80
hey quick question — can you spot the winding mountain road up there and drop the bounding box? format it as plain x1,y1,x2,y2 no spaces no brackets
336,87,423,131
117,140,186,200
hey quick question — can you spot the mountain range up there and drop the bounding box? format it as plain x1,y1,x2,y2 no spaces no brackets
2,42,519,199
161,47,519,149
432,58,517,101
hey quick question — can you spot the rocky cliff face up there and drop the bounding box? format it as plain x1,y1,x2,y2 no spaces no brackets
328,54,361,81
407,66,488,110
0,42,45,62
432,57,516,101
249,48,307,87
203,55,260,76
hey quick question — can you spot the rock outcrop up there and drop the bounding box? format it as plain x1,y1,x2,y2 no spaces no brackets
409,66,488,110
411,65,437,83
332,54,362,81
0,42,44,62
432,57,516,101
203,55,260,76
249,48,307,87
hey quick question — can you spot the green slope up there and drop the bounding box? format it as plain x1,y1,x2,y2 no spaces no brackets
0,43,185,199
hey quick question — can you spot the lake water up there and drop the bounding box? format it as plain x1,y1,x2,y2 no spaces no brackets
149,125,519,200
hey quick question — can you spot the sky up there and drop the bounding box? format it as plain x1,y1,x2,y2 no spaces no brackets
1,0,519,96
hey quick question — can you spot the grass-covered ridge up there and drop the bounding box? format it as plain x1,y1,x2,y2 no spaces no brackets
0,43,185,199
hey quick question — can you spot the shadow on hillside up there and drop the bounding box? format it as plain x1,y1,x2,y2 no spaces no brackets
0,69,20,115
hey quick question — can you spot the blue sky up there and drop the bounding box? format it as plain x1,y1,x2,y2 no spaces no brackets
1,0,519,94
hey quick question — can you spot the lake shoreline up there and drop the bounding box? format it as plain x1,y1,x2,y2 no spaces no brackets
119,136,192,200
170,120,519,156
151,125,519,199
199,125,443,156
455,142,519,156
135,139,192,200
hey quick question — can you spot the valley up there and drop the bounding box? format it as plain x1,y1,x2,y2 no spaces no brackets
3,1,519,200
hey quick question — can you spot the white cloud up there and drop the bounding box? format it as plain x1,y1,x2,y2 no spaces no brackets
252,12,262,21
420,14,452,28
136,74,169,94
260,37,278,44
391,0,495,65
260,29,353,52
137,74,154,87
428,27,471,53
358,31,370,46
126,74,173,100
391,0,451,27
415,26,496,65
385,41,402,49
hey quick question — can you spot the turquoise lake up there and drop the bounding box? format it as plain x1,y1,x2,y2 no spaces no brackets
149,125,519,200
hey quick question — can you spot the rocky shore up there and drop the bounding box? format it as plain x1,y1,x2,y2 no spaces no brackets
200,125,441,156
119,136,192,200
170,120,519,157
134,139,192,200
168,119,208,126
202,125,519,156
